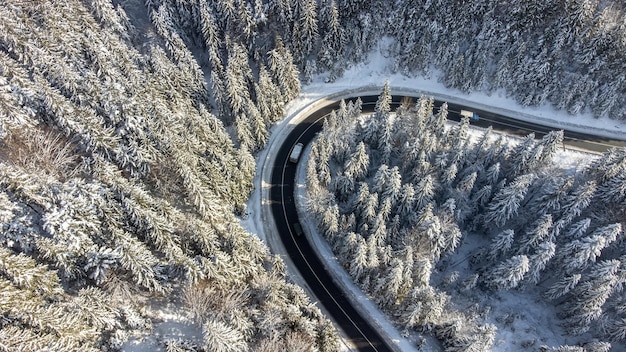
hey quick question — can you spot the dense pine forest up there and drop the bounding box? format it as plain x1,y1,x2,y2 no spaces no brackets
0,1,331,351
306,83,626,350
1,0,626,351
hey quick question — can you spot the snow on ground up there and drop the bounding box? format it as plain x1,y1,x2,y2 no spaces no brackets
431,228,579,351
244,37,626,351
122,291,203,351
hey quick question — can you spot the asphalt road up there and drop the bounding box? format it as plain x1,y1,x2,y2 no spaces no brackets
268,94,626,352
269,102,393,352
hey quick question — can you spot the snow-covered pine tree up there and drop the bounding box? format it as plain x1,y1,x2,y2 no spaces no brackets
558,223,622,275
486,229,515,262
203,319,247,352
225,40,253,117
344,141,370,181
266,0,294,39
0,276,97,351
381,166,402,206
267,36,301,102
562,218,592,241
506,133,537,178
443,54,468,92
86,0,134,41
596,164,626,202
349,235,368,283
414,174,436,210
321,203,340,243
335,0,382,62
601,316,626,342
517,214,554,254
374,258,405,308
525,241,556,285
317,0,345,71
561,260,622,335
291,0,319,67
371,164,390,194
545,273,582,300
255,65,285,122
553,180,596,234
395,183,417,224
484,255,529,290
438,202,463,254
483,162,502,188
108,227,164,293
532,176,575,216
537,130,564,164
482,174,535,229
399,285,447,329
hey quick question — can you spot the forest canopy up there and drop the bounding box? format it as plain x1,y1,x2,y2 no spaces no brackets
306,84,626,350
0,1,336,351
1,0,626,350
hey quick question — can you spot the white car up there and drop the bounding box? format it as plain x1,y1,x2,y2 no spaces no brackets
289,142,304,163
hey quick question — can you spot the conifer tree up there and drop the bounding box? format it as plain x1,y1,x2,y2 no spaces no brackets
554,180,596,233
203,319,247,352
374,258,404,307
563,218,592,240
518,214,554,254
344,141,369,181
558,224,622,275
317,0,345,71
375,80,392,115
414,174,436,210
267,37,301,102
562,260,622,335
507,133,537,178
588,148,626,185
291,0,319,66
487,229,515,262
255,65,285,123
267,0,293,38
400,286,447,329
483,174,535,229
484,162,502,188
533,176,575,216
349,236,368,282
526,241,556,285
316,318,340,352
537,130,564,164
395,183,416,223
484,255,530,290
545,273,582,300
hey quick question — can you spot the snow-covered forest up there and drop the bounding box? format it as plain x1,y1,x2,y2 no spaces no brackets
391,0,626,119
1,0,626,350
305,83,626,350
0,1,335,350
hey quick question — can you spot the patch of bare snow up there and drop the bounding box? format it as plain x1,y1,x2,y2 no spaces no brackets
122,295,202,352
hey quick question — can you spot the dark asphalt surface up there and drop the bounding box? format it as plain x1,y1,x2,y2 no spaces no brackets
268,94,626,352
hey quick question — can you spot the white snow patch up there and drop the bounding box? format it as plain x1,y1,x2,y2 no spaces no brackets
121,296,202,352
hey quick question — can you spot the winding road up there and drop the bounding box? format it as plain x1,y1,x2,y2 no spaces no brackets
263,92,626,351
